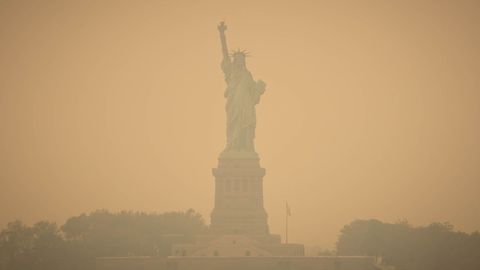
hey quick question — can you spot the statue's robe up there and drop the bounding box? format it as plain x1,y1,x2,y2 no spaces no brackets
222,61,264,153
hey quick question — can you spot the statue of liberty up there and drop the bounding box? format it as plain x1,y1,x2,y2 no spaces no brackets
217,22,266,156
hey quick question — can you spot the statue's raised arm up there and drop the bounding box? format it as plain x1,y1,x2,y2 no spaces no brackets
217,21,230,64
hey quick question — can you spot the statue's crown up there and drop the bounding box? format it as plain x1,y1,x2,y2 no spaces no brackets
230,49,250,58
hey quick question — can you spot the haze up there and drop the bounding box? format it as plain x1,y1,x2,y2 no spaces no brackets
1,0,479,248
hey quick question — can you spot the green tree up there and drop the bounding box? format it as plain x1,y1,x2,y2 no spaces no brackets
337,219,480,270
0,209,207,270
61,209,207,257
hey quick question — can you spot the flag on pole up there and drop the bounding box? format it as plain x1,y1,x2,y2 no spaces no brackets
286,201,291,216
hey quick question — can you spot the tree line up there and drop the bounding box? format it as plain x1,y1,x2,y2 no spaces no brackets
0,209,207,270
337,219,480,270
1,211,480,270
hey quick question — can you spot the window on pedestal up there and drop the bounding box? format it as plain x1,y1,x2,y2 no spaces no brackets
249,179,255,193
216,181,223,193
234,179,240,192
242,179,248,192
225,179,231,192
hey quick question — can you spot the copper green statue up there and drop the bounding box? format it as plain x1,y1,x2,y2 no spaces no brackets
217,21,266,156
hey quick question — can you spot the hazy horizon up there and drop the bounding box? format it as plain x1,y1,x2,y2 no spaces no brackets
1,0,480,249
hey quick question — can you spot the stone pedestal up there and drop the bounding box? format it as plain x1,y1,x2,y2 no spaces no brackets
171,152,305,257
210,154,270,236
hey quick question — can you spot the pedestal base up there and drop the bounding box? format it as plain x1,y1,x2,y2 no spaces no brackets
172,234,304,257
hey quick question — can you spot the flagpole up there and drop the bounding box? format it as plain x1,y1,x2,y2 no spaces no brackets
285,201,289,244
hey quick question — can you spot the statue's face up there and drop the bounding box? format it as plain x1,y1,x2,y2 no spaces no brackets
232,55,246,69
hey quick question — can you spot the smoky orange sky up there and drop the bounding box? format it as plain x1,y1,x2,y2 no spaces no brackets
1,0,479,248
